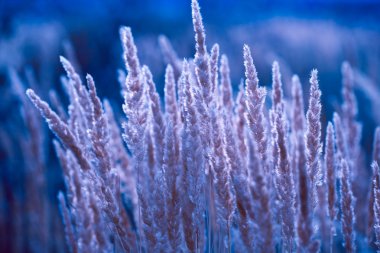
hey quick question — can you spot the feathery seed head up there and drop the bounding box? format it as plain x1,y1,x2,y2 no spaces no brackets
120,26,140,78
272,61,283,107
191,0,206,56
243,45,259,91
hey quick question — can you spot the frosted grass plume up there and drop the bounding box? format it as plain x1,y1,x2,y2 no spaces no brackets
17,0,380,252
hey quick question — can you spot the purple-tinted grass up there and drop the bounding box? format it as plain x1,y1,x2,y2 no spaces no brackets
19,0,380,252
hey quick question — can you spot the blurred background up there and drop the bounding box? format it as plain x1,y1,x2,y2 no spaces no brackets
1,0,380,252
1,0,380,139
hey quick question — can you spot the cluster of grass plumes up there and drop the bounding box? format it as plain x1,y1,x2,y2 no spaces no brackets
21,0,380,252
